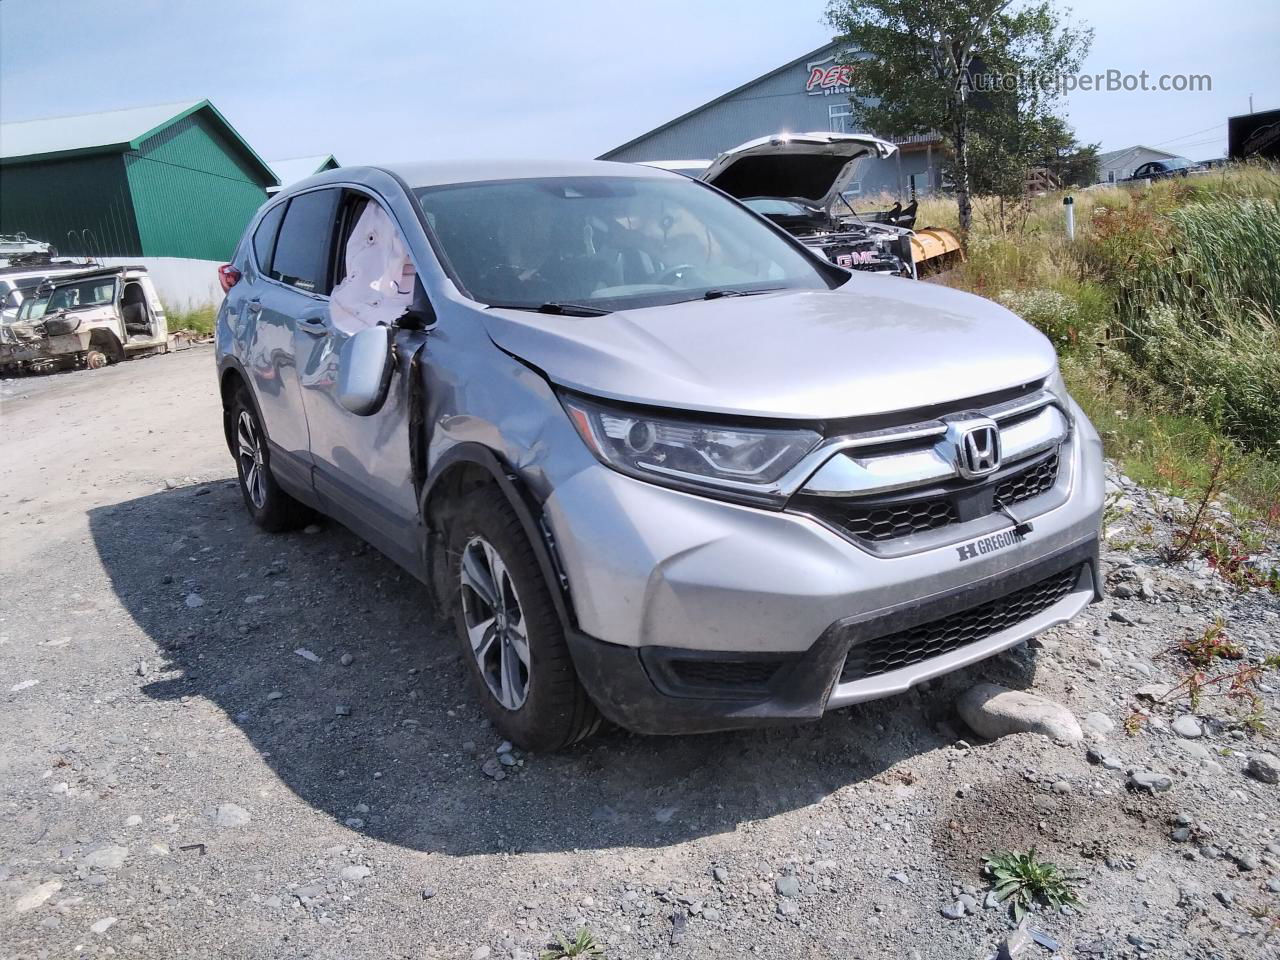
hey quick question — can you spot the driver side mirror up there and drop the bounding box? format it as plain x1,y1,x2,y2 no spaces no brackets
338,324,396,416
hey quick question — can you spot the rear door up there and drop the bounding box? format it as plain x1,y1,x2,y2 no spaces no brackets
245,188,342,487
293,188,426,571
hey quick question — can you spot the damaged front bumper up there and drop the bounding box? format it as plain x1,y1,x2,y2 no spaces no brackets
566,537,1100,735
546,398,1105,734
0,331,91,366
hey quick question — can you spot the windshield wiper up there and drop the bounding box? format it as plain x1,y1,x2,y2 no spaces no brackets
701,287,784,300
487,301,611,317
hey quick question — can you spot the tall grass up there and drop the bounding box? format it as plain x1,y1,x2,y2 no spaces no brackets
164,302,217,336
932,163,1280,515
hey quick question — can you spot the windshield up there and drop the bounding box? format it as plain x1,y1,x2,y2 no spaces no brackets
43,277,116,312
1166,157,1195,170
743,197,819,216
413,176,836,311
16,294,50,323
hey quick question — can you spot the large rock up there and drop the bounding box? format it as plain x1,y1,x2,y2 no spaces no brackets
1246,753,1280,785
957,683,1083,744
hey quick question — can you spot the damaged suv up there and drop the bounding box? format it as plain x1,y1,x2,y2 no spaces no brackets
216,160,1104,750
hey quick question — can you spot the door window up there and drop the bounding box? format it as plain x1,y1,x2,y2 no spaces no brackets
271,189,341,294
252,202,286,275
328,192,416,335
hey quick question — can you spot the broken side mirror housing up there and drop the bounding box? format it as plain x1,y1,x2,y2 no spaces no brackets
338,325,396,416
395,276,436,331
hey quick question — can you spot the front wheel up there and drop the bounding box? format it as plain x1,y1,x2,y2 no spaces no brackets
448,486,600,751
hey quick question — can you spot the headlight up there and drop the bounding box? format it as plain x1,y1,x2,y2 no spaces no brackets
561,394,821,503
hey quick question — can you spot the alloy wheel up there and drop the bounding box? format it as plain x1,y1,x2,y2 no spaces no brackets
236,410,267,510
459,535,531,710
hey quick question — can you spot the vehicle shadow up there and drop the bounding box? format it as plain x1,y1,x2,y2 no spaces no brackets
88,483,1038,857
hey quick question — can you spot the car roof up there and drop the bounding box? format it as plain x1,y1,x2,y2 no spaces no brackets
373,158,680,190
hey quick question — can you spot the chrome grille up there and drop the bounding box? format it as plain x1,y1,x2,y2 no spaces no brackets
796,451,1060,544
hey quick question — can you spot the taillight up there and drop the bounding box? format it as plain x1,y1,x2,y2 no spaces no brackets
218,264,242,294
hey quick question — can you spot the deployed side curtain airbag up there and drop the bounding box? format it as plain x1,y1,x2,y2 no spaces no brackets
329,203,415,335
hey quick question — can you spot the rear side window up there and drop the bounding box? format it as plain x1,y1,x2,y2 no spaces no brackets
271,189,341,294
252,203,286,275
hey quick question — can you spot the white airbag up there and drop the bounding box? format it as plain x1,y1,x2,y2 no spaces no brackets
329,203,414,335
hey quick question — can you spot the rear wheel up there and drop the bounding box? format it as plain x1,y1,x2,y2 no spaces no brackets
448,486,600,751
230,387,313,532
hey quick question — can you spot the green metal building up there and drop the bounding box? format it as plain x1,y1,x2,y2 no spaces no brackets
0,100,278,260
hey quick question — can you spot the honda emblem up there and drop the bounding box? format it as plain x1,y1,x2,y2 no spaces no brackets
948,417,1002,479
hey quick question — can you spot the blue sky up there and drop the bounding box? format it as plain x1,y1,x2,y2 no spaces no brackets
2,0,1276,164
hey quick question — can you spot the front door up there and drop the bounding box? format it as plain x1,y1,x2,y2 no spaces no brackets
293,188,425,571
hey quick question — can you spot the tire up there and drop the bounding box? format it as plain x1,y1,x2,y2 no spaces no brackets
447,486,600,751
230,386,313,532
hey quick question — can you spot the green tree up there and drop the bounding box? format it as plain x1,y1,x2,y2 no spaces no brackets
825,0,1093,233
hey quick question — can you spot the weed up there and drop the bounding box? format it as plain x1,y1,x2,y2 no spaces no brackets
1163,624,1279,731
1123,710,1147,736
1179,619,1243,668
540,929,604,960
164,302,217,336
983,849,1081,921
1166,455,1227,564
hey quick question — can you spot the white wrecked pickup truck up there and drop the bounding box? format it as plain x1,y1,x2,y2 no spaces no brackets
0,265,168,374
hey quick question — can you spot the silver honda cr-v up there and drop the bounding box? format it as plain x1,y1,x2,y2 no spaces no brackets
215,159,1104,750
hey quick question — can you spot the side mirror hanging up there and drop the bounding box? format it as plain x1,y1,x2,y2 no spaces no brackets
337,325,396,416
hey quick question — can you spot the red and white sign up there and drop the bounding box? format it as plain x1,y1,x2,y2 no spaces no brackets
806,58,854,95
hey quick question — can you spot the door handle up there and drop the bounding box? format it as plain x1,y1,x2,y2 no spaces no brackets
297,316,328,336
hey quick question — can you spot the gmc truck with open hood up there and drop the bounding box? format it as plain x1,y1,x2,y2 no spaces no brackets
647,131,961,277
215,158,1104,750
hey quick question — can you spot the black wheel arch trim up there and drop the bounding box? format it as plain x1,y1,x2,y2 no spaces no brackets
420,442,578,632
217,356,254,458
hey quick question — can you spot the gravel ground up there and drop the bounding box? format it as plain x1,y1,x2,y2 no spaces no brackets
2,347,1278,960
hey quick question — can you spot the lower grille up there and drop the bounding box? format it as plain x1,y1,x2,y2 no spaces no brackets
839,565,1081,683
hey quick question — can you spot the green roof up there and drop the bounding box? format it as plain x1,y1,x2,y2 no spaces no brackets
0,99,277,185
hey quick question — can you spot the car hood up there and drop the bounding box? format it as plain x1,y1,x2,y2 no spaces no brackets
481,277,1058,420
699,132,897,212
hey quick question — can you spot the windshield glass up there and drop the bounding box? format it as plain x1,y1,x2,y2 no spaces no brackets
743,198,818,216
44,277,116,313
16,294,50,322
1166,157,1194,170
413,176,835,311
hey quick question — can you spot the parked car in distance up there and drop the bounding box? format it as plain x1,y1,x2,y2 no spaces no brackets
0,266,168,374
1123,156,1206,181
215,160,1105,750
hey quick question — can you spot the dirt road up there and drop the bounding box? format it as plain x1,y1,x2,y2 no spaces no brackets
2,348,1277,959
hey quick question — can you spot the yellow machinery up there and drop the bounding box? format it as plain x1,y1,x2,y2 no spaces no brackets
910,227,964,274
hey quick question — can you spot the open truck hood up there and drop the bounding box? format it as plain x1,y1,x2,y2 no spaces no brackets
699,132,897,212
482,277,1057,421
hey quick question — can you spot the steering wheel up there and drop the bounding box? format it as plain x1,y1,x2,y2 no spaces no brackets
655,264,700,286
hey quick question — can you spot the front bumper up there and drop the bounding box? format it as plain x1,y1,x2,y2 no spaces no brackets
0,332,90,364
545,399,1104,733
567,536,1100,734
